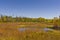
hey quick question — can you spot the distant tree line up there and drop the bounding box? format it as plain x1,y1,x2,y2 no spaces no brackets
0,15,53,23
0,15,60,26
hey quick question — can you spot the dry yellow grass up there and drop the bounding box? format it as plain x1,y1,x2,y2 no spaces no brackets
0,22,59,40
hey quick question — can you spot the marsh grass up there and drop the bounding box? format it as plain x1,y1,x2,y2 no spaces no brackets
0,22,59,40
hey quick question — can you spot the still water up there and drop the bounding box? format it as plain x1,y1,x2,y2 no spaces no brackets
18,27,53,32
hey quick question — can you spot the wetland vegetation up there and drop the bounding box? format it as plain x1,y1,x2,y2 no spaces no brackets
0,15,60,40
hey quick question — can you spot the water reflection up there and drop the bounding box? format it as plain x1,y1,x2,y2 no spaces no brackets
18,27,53,32
43,28,53,32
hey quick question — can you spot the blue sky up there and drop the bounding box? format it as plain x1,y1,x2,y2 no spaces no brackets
0,0,60,18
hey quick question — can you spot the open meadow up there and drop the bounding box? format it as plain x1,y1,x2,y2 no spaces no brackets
0,22,60,40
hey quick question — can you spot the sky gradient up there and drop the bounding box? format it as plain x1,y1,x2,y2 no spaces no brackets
0,0,60,19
